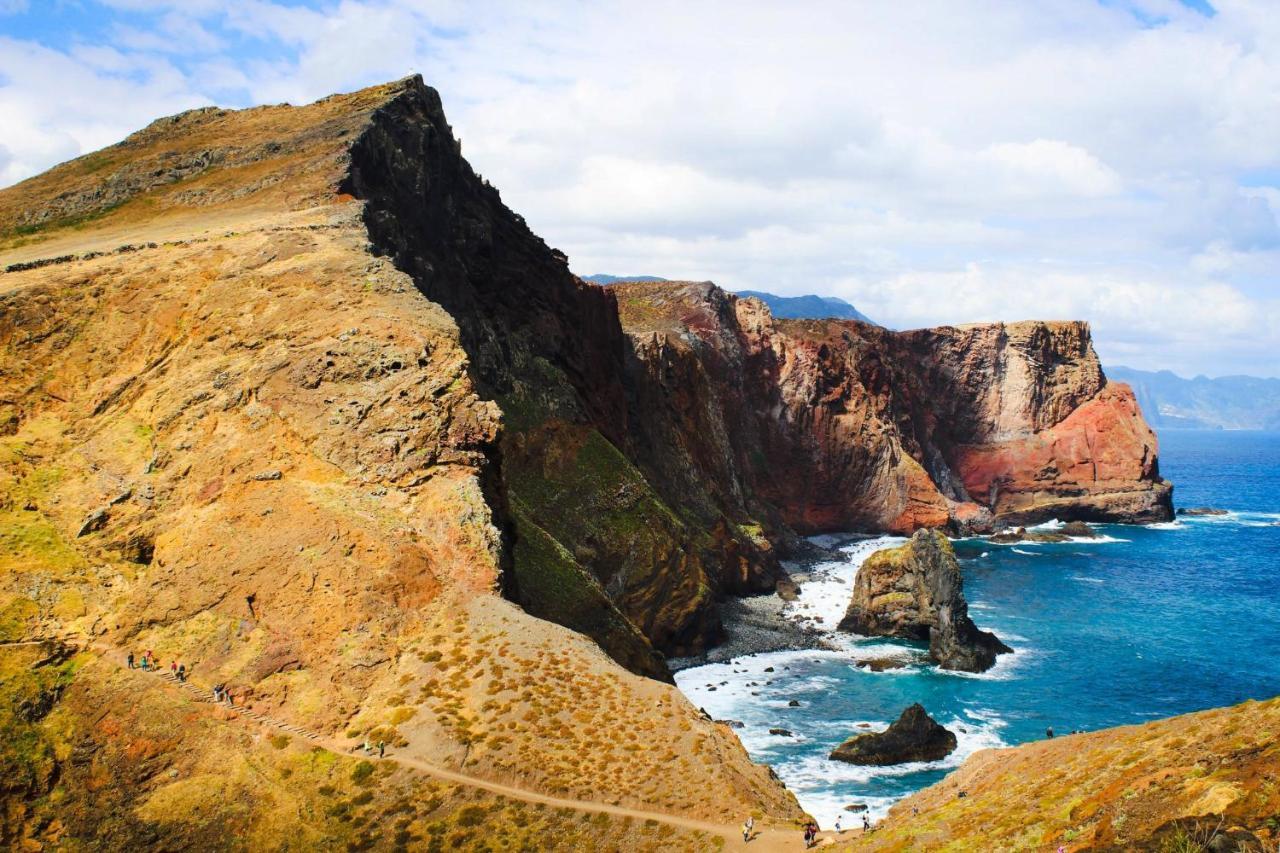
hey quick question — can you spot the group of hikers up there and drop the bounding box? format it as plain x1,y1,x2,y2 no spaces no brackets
359,738,387,759
126,650,186,682
740,812,874,846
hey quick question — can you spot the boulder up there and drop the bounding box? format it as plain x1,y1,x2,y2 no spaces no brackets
857,657,909,672
775,578,800,601
769,728,792,737
1059,521,1098,538
844,803,868,813
838,530,1011,672
829,704,957,766
1177,507,1228,516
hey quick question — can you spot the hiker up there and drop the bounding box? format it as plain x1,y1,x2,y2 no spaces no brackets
742,815,753,842
212,684,222,702
140,655,149,671
377,740,385,759
178,663,186,682
127,652,134,669
833,814,843,833
363,739,372,755
1046,726,1055,739
863,814,871,832
170,661,177,677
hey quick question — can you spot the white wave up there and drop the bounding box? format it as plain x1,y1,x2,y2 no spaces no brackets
1146,520,1185,531
1026,518,1065,531
934,641,1033,682
785,535,906,633
1068,575,1105,584
1180,509,1280,527
1011,548,1040,556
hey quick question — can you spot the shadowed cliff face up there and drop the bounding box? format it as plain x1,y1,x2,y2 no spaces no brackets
339,78,782,666
615,281,1173,535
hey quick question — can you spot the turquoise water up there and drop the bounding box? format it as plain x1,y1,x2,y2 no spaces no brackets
675,430,1280,825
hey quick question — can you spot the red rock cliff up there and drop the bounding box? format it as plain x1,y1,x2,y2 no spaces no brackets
615,282,1172,534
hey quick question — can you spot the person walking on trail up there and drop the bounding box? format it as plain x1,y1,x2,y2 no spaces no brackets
862,814,871,832
127,652,134,670
177,663,186,682
833,814,843,833
377,740,385,759
170,661,177,677
742,815,753,842
363,739,372,756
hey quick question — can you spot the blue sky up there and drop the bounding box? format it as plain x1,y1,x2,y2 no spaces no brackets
2,0,1278,378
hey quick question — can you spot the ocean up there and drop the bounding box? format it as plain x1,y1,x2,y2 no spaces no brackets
674,430,1280,827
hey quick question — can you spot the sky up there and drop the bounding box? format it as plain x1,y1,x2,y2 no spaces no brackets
1,1,1278,378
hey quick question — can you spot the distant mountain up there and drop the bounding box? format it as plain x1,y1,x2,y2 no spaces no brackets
584,275,876,324
1106,366,1280,430
582,274,669,284
735,290,876,324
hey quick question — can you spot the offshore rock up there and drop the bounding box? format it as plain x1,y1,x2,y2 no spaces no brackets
838,530,1011,672
830,703,957,766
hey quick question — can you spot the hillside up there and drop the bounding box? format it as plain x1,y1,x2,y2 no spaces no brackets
1107,366,1280,430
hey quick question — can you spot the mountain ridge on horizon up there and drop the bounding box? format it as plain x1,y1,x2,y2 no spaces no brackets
582,274,876,324
1106,365,1280,430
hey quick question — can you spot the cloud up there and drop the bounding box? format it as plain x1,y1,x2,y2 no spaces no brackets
0,0,1278,376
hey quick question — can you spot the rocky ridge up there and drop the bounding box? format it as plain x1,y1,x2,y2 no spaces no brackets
0,76,806,847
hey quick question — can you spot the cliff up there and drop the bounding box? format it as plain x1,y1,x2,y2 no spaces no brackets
837,530,1011,672
614,281,1173,535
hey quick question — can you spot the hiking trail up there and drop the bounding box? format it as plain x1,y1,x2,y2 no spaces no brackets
3,636,854,850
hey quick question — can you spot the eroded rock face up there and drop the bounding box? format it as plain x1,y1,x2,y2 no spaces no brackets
613,282,1173,535
837,530,1010,672
829,703,957,766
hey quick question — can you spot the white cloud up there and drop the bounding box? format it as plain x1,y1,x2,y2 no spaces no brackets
1,0,1279,376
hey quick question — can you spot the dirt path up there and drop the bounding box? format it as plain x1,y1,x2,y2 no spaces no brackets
6,636,854,850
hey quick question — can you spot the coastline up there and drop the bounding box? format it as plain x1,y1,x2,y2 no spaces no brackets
667,590,837,672
667,539,871,672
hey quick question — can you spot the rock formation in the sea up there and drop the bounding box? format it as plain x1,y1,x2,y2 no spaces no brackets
829,703,957,765
989,520,1098,543
862,696,1280,852
1178,506,1229,516
838,530,1011,672
613,281,1173,538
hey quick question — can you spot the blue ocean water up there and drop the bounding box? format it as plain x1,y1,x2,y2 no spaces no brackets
675,430,1280,825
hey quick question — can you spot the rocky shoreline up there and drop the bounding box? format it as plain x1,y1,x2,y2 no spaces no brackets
666,541,860,671
666,592,834,671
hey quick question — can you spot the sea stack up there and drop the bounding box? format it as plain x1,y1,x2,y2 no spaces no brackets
838,530,1011,672
829,703,958,765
